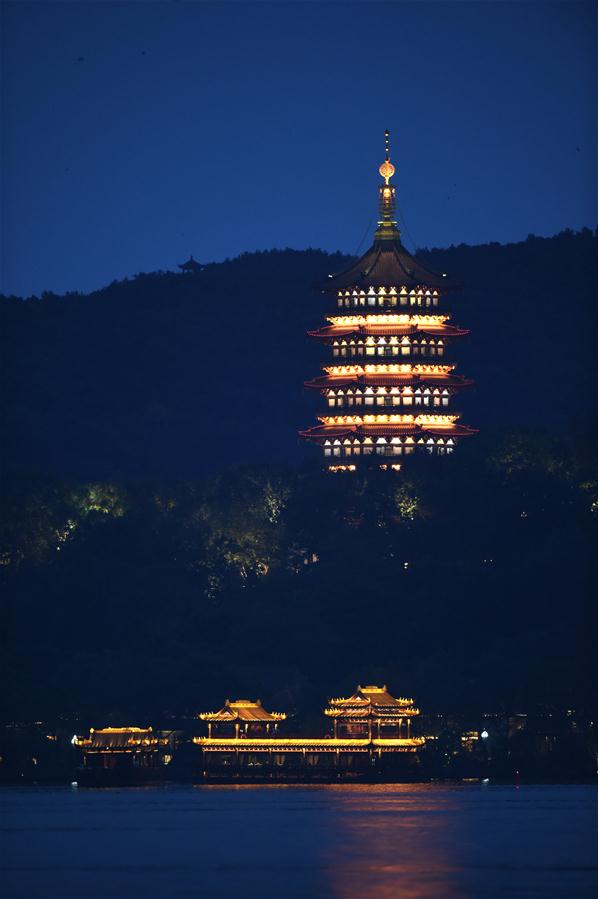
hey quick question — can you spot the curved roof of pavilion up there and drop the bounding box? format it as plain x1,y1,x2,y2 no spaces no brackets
318,237,457,293
325,685,419,718
84,727,159,749
199,699,286,723
178,255,203,272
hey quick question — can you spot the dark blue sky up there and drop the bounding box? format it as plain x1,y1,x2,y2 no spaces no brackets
2,1,596,297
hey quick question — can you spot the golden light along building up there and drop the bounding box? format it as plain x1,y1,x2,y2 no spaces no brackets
195,685,424,780
300,130,476,470
325,684,419,740
72,727,169,777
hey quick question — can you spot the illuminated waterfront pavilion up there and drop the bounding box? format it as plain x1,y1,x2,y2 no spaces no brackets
195,686,424,779
199,699,286,739
325,684,419,740
300,131,476,471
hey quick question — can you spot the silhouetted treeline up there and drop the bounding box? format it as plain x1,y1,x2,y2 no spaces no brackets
2,426,596,725
1,229,596,479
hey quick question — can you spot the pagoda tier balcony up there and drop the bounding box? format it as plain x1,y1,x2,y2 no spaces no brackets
322,394,454,411
335,294,443,311
320,363,460,379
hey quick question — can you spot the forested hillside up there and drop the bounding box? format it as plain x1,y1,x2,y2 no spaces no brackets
1,230,596,726
2,229,596,479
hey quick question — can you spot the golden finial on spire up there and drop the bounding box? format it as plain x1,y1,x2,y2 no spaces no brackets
379,129,395,184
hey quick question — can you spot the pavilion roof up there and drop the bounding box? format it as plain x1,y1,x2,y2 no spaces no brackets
178,256,203,272
318,237,456,293
199,699,286,723
325,685,420,717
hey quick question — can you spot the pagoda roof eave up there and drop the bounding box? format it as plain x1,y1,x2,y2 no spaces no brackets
304,374,474,390
299,422,479,441
317,238,459,293
307,325,469,340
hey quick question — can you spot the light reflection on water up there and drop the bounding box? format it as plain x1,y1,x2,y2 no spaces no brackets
1,783,596,899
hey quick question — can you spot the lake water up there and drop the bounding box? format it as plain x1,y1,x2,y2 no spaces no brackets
1,784,597,898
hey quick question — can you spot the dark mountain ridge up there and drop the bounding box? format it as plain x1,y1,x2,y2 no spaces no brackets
1,229,596,480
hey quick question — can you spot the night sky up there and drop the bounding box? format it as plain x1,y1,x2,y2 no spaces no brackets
2,1,596,298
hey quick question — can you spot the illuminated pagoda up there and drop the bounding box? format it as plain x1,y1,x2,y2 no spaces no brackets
199,699,286,739
325,685,419,740
300,130,475,470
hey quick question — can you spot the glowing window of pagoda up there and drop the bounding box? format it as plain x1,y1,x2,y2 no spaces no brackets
391,436,401,444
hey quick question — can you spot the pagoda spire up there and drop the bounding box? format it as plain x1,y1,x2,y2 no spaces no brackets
375,129,399,241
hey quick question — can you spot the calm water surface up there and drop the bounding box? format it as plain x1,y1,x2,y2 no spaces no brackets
1,784,596,898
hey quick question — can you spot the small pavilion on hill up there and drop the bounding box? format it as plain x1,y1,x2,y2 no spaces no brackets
177,255,203,273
